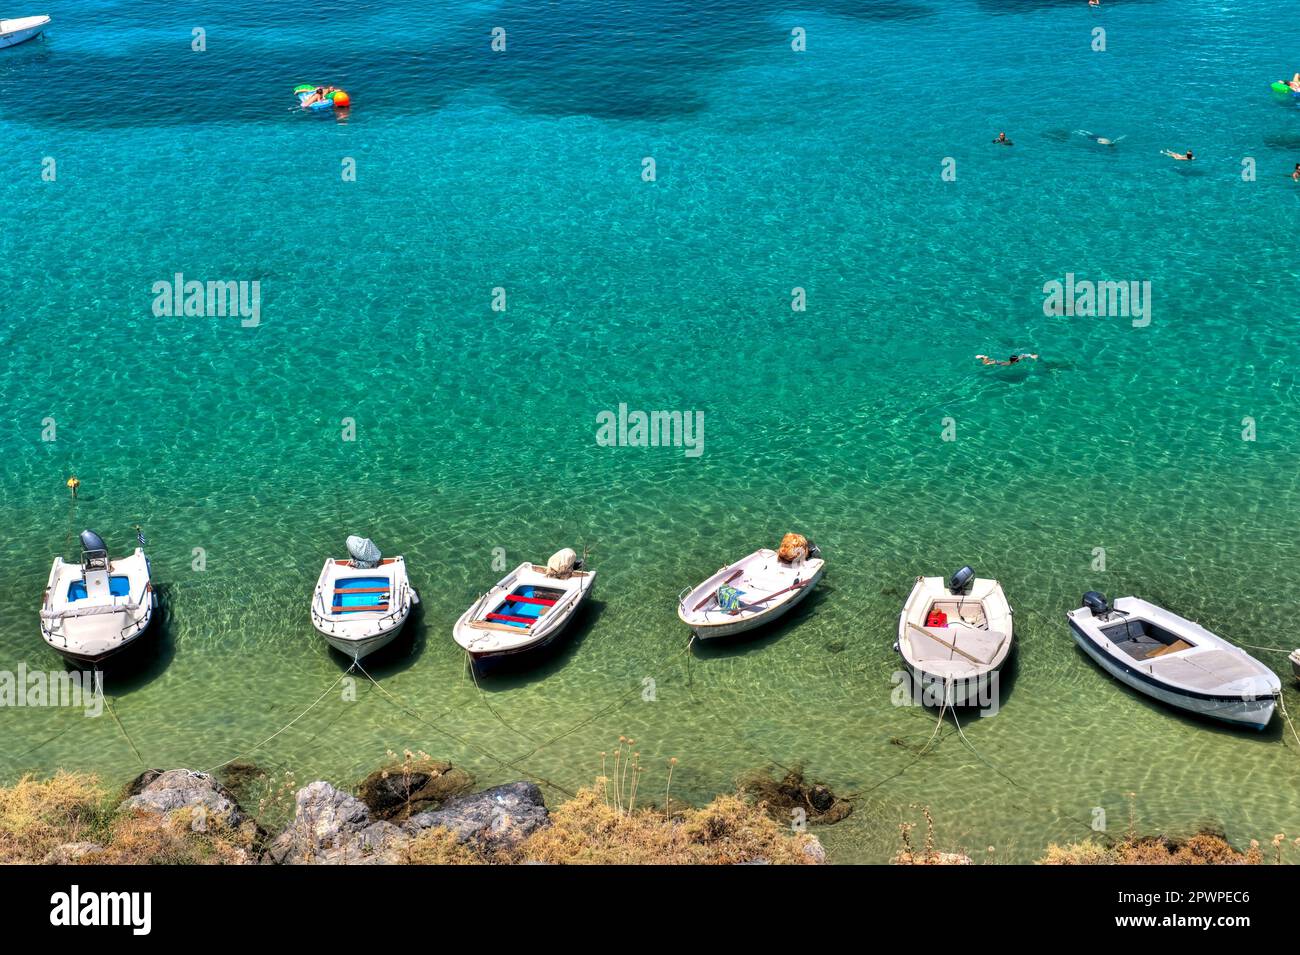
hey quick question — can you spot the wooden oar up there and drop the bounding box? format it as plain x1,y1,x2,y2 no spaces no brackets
693,568,744,611
733,577,806,615
907,622,982,665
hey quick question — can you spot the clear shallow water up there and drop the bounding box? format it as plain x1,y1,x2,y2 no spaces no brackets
2,0,1300,862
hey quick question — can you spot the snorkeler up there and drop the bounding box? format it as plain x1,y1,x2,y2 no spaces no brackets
993,132,1013,146
1162,149,1194,161
976,354,1038,366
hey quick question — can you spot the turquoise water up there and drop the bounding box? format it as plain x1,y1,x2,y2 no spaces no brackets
3,0,1300,863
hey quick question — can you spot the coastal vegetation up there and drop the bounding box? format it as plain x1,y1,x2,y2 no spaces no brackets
1,760,1288,865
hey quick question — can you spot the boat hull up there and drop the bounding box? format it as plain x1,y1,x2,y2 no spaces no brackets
318,617,407,661
454,573,594,662
896,652,1008,709
310,556,414,662
1070,620,1277,730
45,597,157,667
679,552,825,640
0,17,49,49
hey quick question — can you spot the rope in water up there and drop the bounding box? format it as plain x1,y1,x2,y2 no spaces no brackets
202,663,356,775
352,658,580,798
105,696,144,766
466,657,539,744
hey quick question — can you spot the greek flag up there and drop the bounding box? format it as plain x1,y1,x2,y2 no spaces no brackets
136,527,147,547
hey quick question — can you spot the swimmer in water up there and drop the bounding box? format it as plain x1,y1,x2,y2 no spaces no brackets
1288,73,1300,92
993,132,1013,146
976,353,1038,366
1162,149,1194,161
1292,163,1300,182
1089,0,1099,7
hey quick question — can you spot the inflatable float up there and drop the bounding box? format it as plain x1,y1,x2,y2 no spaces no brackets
1271,80,1300,98
294,84,351,111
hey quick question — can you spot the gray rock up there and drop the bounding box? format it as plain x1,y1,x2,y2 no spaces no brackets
404,782,548,853
117,769,244,831
42,842,103,864
264,781,408,865
801,836,827,864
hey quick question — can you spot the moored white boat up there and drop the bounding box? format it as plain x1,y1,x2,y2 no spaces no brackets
0,15,50,49
677,534,824,640
895,567,1014,708
40,530,157,666
1067,593,1280,730
310,536,415,661
453,548,594,661
1290,648,1300,683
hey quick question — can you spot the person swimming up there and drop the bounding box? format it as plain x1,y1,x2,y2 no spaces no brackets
1288,73,1300,92
976,353,1038,366
1162,149,1194,161
993,132,1013,146
1292,162,1300,182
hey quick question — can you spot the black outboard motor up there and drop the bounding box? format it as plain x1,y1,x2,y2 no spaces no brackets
79,529,109,571
1082,591,1110,617
950,565,975,594
807,540,822,560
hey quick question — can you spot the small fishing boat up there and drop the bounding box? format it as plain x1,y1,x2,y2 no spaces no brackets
895,567,1013,707
40,530,157,666
1067,593,1280,730
310,536,416,661
453,548,594,661
1290,649,1300,683
0,15,49,49
677,534,824,640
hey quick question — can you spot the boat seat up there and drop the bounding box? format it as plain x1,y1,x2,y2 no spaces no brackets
910,624,1006,666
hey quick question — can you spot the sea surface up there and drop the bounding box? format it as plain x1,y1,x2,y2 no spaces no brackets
2,0,1299,863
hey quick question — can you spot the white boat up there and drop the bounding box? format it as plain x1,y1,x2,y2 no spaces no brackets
895,567,1014,707
1290,649,1300,683
40,530,157,666
453,548,594,661
677,535,824,640
1067,593,1280,730
0,15,50,49
310,536,416,661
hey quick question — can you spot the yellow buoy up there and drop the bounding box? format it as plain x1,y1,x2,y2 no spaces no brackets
66,476,80,497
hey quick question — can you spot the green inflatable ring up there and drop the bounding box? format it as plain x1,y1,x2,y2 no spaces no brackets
1272,81,1291,93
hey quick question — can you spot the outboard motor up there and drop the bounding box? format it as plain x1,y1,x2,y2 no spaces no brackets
949,565,975,594
346,535,382,569
79,529,109,570
807,540,822,560
1082,591,1110,618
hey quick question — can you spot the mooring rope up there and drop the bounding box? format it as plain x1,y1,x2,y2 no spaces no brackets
466,657,539,744
202,664,355,774
352,658,579,798
104,696,143,766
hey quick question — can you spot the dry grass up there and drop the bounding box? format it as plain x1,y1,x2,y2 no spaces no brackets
0,772,111,863
87,809,255,865
1041,833,1266,866
403,826,487,865
515,785,820,865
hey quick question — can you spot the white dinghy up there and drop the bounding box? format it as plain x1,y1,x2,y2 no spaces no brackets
40,529,157,666
677,534,824,640
310,536,416,661
1067,592,1280,730
453,548,595,662
0,15,50,49
895,567,1013,707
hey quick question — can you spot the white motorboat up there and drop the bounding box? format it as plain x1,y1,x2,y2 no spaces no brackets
677,534,824,640
453,548,594,661
40,529,157,666
0,15,50,49
1067,592,1280,730
895,567,1014,707
310,536,416,661
1290,648,1300,683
